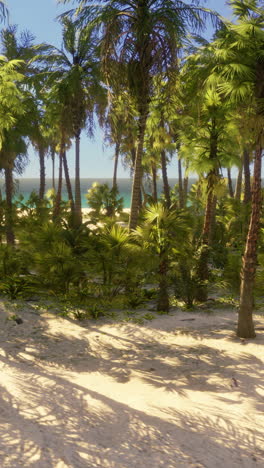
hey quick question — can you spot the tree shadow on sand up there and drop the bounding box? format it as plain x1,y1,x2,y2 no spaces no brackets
0,365,263,468
0,304,263,466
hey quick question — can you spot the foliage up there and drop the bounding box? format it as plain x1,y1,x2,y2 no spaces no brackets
0,0,263,341
0,274,37,300
86,182,124,219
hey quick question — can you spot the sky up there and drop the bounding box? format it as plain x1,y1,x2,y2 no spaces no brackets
6,0,233,179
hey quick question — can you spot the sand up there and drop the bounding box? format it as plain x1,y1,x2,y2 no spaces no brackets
0,302,263,468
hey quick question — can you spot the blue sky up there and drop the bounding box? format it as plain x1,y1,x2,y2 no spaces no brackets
6,0,232,179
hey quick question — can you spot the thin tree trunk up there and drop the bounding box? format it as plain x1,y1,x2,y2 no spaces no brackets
130,147,136,168
178,157,184,208
243,149,251,204
62,150,75,219
196,181,215,301
237,145,262,338
51,150,56,191
53,149,63,221
196,119,218,301
235,164,243,200
151,161,158,202
183,163,189,207
39,146,46,200
4,165,15,245
74,133,82,227
113,141,120,190
129,104,148,230
161,150,171,208
227,168,234,198
0,188,3,244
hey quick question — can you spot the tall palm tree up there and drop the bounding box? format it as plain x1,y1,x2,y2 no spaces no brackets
0,55,24,146
41,17,104,226
146,102,176,208
43,85,75,220
60,0,219,229
180,45,241,301
29,109,50,200
0,27,37,244
103,91,137,190
0,126,28,244
210,0,264,337
0,26,50,196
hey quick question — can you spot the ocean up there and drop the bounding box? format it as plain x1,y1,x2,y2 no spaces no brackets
0,178,181,209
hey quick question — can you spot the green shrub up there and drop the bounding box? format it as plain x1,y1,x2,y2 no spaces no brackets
222,251,242,293
125,294,145,309
86,182,124,218
0,245,31,277
0,275,37,300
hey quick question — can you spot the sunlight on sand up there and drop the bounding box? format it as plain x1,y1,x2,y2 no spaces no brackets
0,305,263,467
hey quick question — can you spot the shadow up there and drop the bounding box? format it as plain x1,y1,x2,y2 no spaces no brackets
0,365,263,467
0,301,263,466
1,304,264,406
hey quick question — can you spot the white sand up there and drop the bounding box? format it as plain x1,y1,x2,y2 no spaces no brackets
0,303,263,467
81,207,130,216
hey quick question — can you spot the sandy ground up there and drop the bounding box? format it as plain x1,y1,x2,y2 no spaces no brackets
0,302,263,468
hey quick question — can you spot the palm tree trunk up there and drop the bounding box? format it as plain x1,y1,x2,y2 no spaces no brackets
4,165,15,245
196,182,215,301
151,161,158,202
113,141,120,190
227,168,234,198
51,150,56,191
178,157,184,208
39,146,45,200
130,147,136,168
235,164,243,200
237,145,262,338
0,188,3,244
74,133,82,227
62,150,75,219
196,121,218,302
53,149,63,221
243,149,251,204
161,150,171,208
129,104,148,230
183,163,189,207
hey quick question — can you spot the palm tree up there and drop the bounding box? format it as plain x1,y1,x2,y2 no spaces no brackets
41,17,104,226
146,105,175,208
180,48,241,301
43,89,74,220
103,90,137,191
61,0,219,229
0,28,36,244
30,112,50,200
0,127,28,244
0,25,50,202
209,0,264,337
136,203,187,311
0,55,25,146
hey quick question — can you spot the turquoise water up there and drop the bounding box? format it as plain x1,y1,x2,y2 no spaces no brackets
0,178,180,209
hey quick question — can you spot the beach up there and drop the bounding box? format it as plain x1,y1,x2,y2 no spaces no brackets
0,302,263,467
